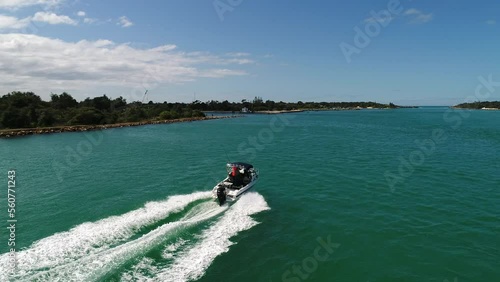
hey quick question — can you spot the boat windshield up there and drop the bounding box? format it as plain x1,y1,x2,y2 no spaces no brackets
226,162,253,171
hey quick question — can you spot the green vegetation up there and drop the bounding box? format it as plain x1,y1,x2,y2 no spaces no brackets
454,101,500,109
0,92,403,130
0,92,205,129
201,97,400,112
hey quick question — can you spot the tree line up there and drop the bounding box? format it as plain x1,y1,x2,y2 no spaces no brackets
0,92,400,129
196,97,398,111
454,101,500,109
0,92,205,129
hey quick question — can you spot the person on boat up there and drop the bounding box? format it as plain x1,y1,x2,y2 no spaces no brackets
228,166,237,182
232,166,244,187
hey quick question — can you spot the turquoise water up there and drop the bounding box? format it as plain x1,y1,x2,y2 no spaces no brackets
0,108,499,281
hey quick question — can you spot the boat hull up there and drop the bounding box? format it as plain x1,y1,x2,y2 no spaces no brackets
211,173,259,205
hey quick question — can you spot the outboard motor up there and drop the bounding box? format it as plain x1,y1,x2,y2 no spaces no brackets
216,186,226,206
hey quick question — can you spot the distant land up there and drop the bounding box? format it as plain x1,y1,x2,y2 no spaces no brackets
0,91,413,137
453,101,500,110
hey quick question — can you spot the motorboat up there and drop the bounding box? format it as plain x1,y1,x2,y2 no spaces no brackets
212,162,259,205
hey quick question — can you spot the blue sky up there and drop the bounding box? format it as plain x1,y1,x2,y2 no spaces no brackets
0,0,499,105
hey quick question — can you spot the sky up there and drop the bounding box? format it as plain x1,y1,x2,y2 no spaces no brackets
0,0,499,106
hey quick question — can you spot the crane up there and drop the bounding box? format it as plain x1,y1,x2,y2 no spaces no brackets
141,90,149,103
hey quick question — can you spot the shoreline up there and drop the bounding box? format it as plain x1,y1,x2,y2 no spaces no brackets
452,106,500,111
204,110,304,114
0,116,237,139
208,107,401,115
254,109,304,114
242,107,417,114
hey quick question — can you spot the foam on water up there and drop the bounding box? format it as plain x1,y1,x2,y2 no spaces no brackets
0,191,269,282
18,199,225,281
162,238,189,259
121,238,190,281
143,192,270,282
0,191,212,281
121,257,159,282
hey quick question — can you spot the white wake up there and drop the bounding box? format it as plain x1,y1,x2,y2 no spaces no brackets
0,191,212,281
0,191,270,282
123,192,270,282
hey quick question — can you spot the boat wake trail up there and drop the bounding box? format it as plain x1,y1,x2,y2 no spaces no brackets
0,191,269,282
122,192,270,282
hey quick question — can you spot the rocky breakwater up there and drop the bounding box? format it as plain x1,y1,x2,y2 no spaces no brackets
0,116,235,138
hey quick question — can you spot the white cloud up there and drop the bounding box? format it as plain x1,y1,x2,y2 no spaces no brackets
226,52,250,57
77,11,85,17
150,45,177,52
0,0,63,10
0,12,76,30
0,34,251,100
83,17,97,24
32,11,76,25
364,16,393,25
0,14,30,29
118,16,133,28
403,8,433,24
223,58,254,64
224,52,254,64
486,19,496,25
404,8,420,16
